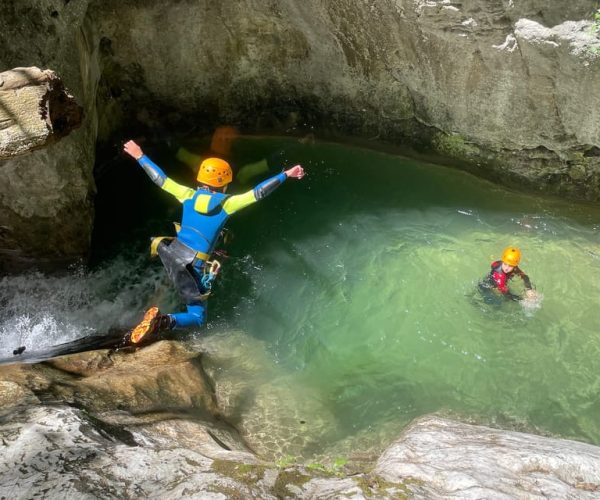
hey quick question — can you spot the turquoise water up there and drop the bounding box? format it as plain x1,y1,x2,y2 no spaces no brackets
2,136,600,459
212,138,600,452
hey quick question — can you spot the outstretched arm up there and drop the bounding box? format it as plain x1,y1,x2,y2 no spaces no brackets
514,267,533,290
515,267,539,299
222,165,305,215
123,140,167,186
123,140,194,203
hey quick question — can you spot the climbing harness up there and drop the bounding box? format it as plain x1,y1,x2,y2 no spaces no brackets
149,236,224,304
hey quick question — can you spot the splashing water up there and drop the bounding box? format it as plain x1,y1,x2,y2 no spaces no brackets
520,291,544,317
0,254,176,357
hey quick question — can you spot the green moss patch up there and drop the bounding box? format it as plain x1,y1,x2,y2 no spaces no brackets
210,459,269,485
353,473,424,498
433,132,480,160
272,468,312,498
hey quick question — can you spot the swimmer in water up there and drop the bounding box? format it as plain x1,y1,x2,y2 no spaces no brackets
479,246,537,302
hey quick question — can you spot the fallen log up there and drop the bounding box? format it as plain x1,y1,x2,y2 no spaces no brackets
0,66,83,159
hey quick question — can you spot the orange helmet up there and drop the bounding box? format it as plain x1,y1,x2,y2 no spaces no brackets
501,246,521,267
197,157,232,187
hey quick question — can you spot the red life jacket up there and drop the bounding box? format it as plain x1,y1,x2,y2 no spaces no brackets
490,260,509,294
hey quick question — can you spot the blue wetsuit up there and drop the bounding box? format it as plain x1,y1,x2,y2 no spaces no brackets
137,154,287,328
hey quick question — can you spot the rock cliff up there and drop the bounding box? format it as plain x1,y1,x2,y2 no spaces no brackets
1,0,599,265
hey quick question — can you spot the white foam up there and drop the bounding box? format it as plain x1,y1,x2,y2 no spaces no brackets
521,291,544,317
0,256,173,357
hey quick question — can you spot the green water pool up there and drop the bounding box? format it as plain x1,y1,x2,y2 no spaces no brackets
5,134,599,459
205,137,600,454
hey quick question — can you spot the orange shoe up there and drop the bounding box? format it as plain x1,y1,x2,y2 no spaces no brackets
130,306,161,344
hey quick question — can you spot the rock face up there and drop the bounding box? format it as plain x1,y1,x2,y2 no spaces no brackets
85,0,600,199
0,404,404,499
0,405,268,499
2,398,600,498
0,341,224,423
375,415,600,498
0,67,89,272
0,0,97,271
1,0,600,265
0,340,396,499
0,138,94,273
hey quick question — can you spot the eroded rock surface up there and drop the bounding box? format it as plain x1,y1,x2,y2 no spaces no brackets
375,415,600,498
0,405,268,499
0,341,248,452
2,340,600,498
3,404,599,499
84,0,600,199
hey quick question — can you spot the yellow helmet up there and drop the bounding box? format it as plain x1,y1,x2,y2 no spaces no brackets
197,157,232,187
501,246,521,267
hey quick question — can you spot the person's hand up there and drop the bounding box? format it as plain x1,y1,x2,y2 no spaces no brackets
525,289,537,299
284,164,305,179
123,140,144,160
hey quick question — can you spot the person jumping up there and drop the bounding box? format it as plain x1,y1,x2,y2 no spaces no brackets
122,139,305,344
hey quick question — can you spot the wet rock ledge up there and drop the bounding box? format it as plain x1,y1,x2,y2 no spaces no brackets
0,340,599,499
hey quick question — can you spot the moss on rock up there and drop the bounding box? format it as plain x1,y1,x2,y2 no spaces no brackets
433,132,481,160
354,473,424,498
210,459,269,485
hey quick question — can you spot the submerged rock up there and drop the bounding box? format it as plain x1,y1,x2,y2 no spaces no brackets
198,332,337,460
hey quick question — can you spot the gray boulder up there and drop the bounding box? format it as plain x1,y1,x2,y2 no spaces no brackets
375,415,600,498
